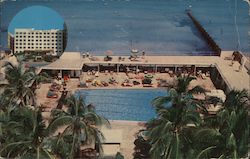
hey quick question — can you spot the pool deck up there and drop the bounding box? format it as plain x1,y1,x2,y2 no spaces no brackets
35,51,249,158
82,51,249,91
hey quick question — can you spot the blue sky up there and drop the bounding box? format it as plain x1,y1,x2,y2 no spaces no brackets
8,5,64,34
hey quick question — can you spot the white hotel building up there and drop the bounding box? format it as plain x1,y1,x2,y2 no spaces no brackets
13,28,64,56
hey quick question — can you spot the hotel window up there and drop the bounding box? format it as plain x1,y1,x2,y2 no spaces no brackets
24,32,26,34
24,39,26,42
47,43,50,45
47,47,50,49
47,36,50,38
28,36,30,38
40,36,42,38
16,32,19,34
19,43,22,45
36,47,38,49
40,43,42,45
20,36,22,38
28,47,30,49
32,32,34,35
36,43,38,45
32,36,34,38
44,40,46,42
36,40,38,42
36,36,38,38
39,32,42,34
32,47,34,49
32,43,34,45
16,47,18,49
20,39,22,41
28,40,30,42
16,36,19,38
23,43,26,45
39,40,42,42
16,43,18,45
40,47,42,49
36,32,38,34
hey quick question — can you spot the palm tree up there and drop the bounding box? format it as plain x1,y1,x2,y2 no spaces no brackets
0,62,48,107
0,107,55,159
193,89,249,158
147,75,206,158
48,95,109,159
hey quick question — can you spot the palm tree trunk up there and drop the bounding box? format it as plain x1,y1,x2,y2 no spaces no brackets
70,133,77,159
37,147,40,159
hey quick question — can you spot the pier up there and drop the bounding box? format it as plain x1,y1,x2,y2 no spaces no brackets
186,10,221,56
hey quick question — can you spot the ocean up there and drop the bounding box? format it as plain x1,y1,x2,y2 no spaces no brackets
0,0,249,55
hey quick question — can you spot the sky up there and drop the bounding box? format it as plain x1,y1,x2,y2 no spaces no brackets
8,5,64,34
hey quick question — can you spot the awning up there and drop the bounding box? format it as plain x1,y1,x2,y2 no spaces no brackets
41,52,84,70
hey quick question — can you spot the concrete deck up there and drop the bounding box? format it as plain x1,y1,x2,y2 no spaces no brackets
82,51,250,91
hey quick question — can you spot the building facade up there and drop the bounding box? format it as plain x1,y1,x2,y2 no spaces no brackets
13,28,64,56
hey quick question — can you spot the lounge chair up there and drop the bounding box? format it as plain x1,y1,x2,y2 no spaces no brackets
101,81,109,87
78,81,88,88
47,91,58,98
143,84,153,87
133,81,140,85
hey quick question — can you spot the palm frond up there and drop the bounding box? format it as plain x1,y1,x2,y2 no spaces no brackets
48,116,73,135
189,85,206,94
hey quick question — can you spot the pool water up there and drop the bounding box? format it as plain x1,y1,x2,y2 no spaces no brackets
75,89,168,121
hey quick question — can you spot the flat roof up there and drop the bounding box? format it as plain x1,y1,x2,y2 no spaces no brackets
41,52,83,70
41,51,250,91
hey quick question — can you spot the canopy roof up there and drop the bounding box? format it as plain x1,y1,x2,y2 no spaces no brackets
42,52,83,70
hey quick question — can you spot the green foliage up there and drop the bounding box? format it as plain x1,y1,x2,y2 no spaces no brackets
0,62,48,107
0,107,55,159
48,95,109,158
146,75,249,159
0,61,108,158
44,55,54,62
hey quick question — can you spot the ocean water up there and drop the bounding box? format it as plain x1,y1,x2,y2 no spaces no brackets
75,89,168,121
1,0,249,55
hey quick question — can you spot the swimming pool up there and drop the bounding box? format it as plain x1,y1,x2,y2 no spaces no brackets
75,89,168,121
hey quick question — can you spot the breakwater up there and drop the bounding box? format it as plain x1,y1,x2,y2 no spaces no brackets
187,10,221,56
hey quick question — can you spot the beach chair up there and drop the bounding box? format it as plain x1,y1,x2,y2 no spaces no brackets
47,91,58,98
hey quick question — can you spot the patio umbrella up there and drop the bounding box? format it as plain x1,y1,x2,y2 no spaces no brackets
131,49,139,59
